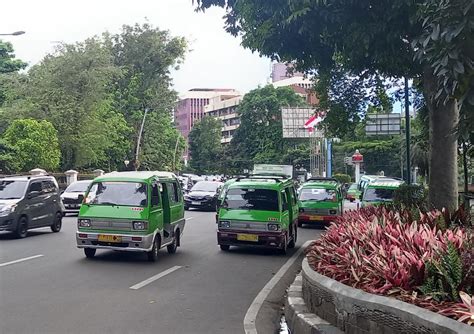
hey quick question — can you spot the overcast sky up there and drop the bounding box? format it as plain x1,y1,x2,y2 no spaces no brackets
1,0,272,95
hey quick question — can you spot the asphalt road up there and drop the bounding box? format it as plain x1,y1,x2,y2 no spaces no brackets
0,209,327,334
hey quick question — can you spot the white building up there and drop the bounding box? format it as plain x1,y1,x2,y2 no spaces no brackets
204,95,243,144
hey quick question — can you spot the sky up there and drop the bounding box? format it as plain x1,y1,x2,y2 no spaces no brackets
0,0,272,95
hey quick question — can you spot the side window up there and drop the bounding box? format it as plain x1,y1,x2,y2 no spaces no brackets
166,183,179,204
151,184,161,207
42,180,57,194
289,187,297,205
281,190,288,211
172,182,181,202
29,181,42,193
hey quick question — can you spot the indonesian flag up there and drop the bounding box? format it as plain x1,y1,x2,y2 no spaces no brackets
304,112,325,132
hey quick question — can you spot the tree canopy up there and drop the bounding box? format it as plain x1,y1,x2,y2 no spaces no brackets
0,40,27,74
189,116,223,174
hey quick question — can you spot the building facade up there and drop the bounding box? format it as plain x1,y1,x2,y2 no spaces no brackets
204,95,242,144
271,62,304,82
272,76,318,105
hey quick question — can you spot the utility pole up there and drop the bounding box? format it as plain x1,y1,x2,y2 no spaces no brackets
134,108,149,171
404,77,411,185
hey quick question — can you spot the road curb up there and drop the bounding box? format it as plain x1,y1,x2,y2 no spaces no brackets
285,274,344,334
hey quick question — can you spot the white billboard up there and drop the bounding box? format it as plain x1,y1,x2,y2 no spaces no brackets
365,113,401,136
281,107,324,138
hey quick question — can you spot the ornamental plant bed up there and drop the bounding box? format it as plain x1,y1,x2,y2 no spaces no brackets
305,206,473,326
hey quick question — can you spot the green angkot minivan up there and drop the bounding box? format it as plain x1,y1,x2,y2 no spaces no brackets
217,175,299,254
76,171,185,262
360,178,404,207
297,178,344,227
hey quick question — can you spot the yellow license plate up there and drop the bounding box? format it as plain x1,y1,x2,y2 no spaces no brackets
98,234,122,243
237,234,259,242
310,215,324,221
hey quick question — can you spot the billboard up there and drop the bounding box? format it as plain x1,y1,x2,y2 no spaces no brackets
365,113,401,136
281,107,324,138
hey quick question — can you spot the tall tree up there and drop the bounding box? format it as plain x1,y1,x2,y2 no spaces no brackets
195,0,473,210
188,116,223,174
0,40,26,74
3,119,60,172
230,85,305,166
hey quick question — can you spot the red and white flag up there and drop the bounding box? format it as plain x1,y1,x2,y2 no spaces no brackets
304,112,325,132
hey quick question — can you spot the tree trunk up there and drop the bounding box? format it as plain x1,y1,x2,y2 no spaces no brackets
423,67,459,211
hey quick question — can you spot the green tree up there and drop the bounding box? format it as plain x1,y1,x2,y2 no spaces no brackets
0,40,26,74
230,85,305,167
189,116,223,174
3,119,60,172
195,0,473,210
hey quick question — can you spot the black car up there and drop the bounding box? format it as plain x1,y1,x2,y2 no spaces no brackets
0,175,64,238
184,181,223,211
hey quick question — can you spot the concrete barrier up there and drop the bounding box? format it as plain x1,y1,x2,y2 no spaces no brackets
301,258,472,334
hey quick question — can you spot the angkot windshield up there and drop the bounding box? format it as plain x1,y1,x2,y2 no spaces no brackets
85,181,148,207
224,188,279,211
363,188,395,202
299,188,337,202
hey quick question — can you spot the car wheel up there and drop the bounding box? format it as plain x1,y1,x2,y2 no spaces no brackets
147,236,160,262
184,205,189,211
167,232,178,254
297,220,303,228
84,248,96,258
220,245,230,251
288,226,296,249
51,213,62,232
15,217,28,239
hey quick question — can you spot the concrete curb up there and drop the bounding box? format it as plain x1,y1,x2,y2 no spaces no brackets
285,274,344,334
301,258,473,334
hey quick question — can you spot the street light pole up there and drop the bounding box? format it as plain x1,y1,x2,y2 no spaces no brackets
404,77,411,185
0,31,25,36
134,108,149,171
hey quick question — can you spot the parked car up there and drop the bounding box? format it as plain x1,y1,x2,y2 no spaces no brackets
184,180,223,211
61,180,91,215
0,175,64,238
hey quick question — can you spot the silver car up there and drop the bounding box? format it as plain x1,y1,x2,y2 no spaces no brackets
60,180,91,215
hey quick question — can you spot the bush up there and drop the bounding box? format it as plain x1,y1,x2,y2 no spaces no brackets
393,184,428,210
305,206,473,324
333,173,351,184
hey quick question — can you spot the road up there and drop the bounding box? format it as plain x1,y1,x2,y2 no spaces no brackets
0,209,327,334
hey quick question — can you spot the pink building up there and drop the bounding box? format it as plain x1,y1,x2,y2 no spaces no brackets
271,63,304,82
174,88,240,161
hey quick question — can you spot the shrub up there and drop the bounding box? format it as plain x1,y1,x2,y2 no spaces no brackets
393,184,428,210
333,173,351,184
305,206,472,324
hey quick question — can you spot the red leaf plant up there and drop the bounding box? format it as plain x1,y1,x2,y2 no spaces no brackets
305,206,471,324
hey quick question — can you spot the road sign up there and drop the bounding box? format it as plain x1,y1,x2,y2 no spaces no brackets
365,113,401,136
281,107,324,138
344,157,353,166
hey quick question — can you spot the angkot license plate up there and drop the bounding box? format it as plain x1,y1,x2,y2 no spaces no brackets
309,215,324,221
98,234,122,243
237,234,258,242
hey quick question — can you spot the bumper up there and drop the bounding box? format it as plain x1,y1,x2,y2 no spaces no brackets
0,214,17,232
217,230,286,249
298,214,339,224
185,199,216,210
76,231,155,252
62,203,81,214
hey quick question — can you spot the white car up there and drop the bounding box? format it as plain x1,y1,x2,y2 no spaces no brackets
60,180,91,215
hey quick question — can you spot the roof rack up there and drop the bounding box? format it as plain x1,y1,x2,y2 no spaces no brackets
307,177,339,183
235,175,286,183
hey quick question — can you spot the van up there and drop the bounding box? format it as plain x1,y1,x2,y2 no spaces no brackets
76,171,185,262
216,175,298,254
297,177,344,227
360,178,404,207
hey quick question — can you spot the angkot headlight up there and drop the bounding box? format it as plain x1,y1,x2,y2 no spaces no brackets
267,223,280,231
219,220,231,228
78,219,91,227
132,221,147,230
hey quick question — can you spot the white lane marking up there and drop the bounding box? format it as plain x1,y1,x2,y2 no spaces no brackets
186,216,195,220
243,240,312,334
0,254,44,267
129,265,183,290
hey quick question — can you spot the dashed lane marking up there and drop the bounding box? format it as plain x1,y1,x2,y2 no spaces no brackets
129,265,183,290
0,254,44,267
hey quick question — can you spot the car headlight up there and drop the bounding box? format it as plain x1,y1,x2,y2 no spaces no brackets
329,209,338,215
298,207,304,213
267,223,280,231
0,204,16,217
218,220,231,228
78,219,91,227
132,221,147,230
